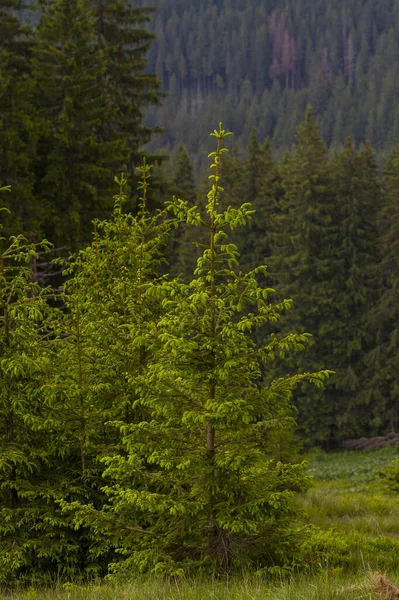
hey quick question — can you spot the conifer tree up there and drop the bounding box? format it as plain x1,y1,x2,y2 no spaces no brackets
271,107,338,445
172,143,196,203
70,125,330,577
330,139,381,437
32,0,126,248
240,131,282,273
89,0,163,173
46,167,182,575
368,142,399,432
0,188,74,584
272,111,381,444
0,1,39,236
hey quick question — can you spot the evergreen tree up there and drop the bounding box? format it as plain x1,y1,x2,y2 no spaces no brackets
32,0,126,248
172,143,196,203
330,139,381,437
368,142,399,432
0,0,39,236
271,107,338,445
44,167,182,576
0,189,75,584
239,131,282,273
89,0,163,174
68,125,330,577
130,0,399,172
272,112,381,444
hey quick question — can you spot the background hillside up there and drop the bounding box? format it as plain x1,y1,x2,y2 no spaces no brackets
136,0,399,170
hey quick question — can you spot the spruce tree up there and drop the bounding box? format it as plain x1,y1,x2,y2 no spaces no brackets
271,107,338,445
0,188,73,584
69,125,330,577
32,0,126,248
172,143,196,203
240,131,282,273
89,0,163,173
44,167,182,576
330,139,381,437
368,142,399,432
0,0,39,236
272,110,382,445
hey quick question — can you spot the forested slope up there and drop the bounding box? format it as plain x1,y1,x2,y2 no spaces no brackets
136,0,399,169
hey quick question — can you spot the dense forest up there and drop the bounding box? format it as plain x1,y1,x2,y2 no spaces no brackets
134,0,399,171
3,0,399,586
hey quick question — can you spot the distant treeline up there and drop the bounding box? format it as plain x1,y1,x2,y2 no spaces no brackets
133,0,399,172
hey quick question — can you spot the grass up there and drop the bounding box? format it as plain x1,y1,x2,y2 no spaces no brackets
306,445,399,488
3,447,399,599
302,446,399,535
0,572,390,600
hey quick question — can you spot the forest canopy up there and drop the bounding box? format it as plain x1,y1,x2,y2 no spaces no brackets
133,0,399,171
2,0,399,586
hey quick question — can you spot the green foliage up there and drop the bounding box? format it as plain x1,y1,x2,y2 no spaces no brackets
0,0,39,237
32,0,127,248
0,189,72,584
61,124,331,578
172,143,197,203
167,143,198,277
367,141,399,432
135,0,399,174
377,459,399,493
42,166,181,577
0,168,183,583
0,0,162,249
330,140,381,436
89,0,163,171
4,73,397,579
268,110,381,446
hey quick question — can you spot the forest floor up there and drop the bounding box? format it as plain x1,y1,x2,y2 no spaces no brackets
2,447,399,599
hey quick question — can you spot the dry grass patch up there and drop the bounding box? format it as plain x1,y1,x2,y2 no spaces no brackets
371,572,399,599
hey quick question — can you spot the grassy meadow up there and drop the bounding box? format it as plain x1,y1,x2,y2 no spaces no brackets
3,447,399,599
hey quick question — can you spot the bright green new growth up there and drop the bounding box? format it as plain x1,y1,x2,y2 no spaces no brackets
69,124,331,578
0,126,332,582
0,185,59,583
0,170,181,583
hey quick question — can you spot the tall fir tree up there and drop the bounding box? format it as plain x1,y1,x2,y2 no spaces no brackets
330,139,381,438
239,131,282,274
368,142,399,432
272,112,382,445
271,107,339,445
89,0,163,176
0,0,39,236
65,125,330,577
32,0,126,248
